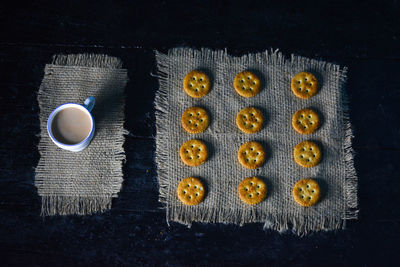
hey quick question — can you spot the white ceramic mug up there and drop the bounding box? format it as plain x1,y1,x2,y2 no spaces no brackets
47,97,95,152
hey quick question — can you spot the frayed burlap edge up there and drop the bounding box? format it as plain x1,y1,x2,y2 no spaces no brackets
40,196,112,216
52,53,123,69
340,68,359,221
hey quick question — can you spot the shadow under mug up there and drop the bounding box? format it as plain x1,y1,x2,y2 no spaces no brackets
47,97,96,152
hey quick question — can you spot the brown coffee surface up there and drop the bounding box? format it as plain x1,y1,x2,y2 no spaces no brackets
51,107,92,144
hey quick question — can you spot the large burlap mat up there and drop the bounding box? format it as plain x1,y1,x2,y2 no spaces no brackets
155,48,358,235
35,54,128,216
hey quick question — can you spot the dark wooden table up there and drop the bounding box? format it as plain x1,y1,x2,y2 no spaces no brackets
1,1,399,265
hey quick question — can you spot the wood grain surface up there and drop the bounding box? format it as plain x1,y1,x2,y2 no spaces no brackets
0,0,399,265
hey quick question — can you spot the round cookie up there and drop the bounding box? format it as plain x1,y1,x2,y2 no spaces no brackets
183,70,211,98
292,108,319,134
293,140,321,168
238,177,267,205
292,178,321,206
233,71,261,97
236,107,264,134
179,139,208,167
177,177,205,205
291,72,318,99
238,141,266,169
181,107,210,134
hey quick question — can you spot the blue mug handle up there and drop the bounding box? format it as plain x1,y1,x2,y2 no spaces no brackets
83,96,95,112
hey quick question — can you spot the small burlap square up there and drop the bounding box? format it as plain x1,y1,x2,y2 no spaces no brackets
35,54,128,216
155,48,358,235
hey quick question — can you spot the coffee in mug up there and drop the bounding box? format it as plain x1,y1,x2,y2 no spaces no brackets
51,107,92,145
47,97,95,152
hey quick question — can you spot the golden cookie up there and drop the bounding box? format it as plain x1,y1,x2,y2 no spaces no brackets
238,177,267,205
179,139,208,167
181,107,210,134
292,108,319,134
292,178,321,206
177,177,205,205
238,141,266,169
183,70,211,98
236,107,264,134
293,140,321,168
291,72,318,99
233,71,261,97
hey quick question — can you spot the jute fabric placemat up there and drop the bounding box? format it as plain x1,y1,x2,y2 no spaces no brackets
155,48,357,235
35,54,128,216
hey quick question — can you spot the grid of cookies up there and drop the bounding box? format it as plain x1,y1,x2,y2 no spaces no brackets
155,48,352,232
177,70,323,207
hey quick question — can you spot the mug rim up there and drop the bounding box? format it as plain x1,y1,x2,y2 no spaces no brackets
47,103,94,148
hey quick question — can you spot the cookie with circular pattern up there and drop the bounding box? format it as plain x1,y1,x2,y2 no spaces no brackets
237,141,266,169
236,107,264,134
292,108,319,134
181,107,210,134
293,140,321,168
233,71,261,97
179,139,208,167
238,177,267,205
291,72,318,99
177,177,205,205
183,70,211,98
292,178,321,206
